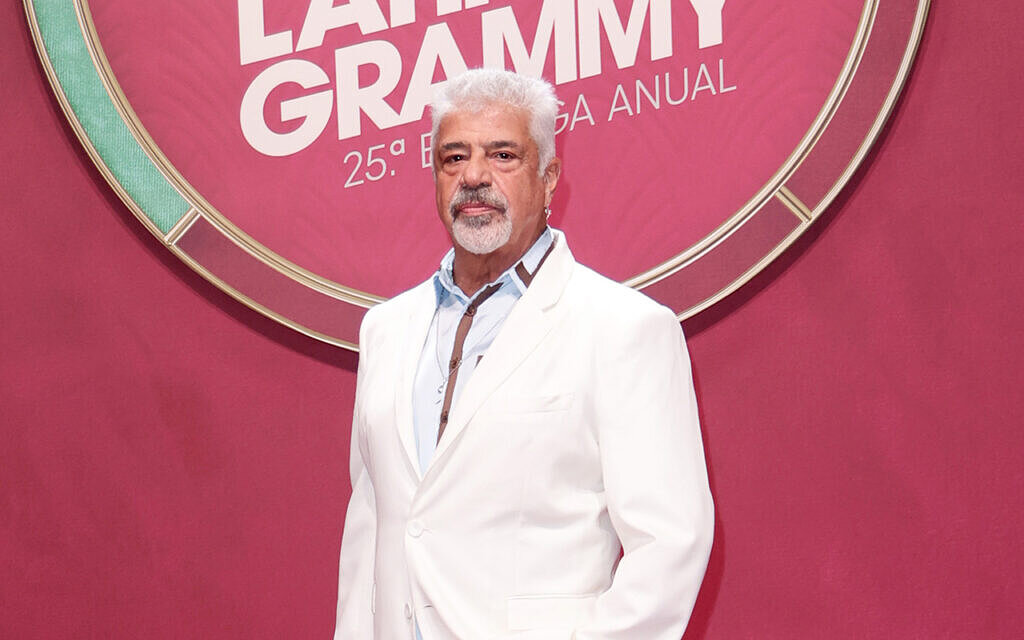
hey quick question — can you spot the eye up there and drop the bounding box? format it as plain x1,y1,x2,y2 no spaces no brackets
443,153,465,164
494,151,515,161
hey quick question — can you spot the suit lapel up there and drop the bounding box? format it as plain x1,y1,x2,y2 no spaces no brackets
394,281,437,480
426,235,575,473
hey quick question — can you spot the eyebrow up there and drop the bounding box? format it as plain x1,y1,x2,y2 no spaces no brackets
484,140,521,151
438,140,523,153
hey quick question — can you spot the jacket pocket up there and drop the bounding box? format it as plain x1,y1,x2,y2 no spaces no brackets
507,593,597,631
493,392,575,416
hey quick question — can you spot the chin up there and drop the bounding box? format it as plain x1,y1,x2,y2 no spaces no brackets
452,214,513,255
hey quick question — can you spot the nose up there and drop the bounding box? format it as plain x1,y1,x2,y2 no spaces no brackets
461,153,492,188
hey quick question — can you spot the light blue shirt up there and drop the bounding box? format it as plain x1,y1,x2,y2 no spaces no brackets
412,228,555,475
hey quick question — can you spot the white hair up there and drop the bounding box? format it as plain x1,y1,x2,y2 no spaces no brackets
430,68,558,176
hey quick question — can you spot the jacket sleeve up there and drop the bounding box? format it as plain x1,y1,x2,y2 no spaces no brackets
334,322,377,640
575,305,714,640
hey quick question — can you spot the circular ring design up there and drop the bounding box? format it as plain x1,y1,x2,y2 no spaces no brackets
24,0,930,351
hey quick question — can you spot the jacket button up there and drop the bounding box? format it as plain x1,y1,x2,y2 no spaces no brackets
407,520,424,537
404,603,413,620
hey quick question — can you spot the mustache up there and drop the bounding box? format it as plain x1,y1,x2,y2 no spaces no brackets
450,185,508,218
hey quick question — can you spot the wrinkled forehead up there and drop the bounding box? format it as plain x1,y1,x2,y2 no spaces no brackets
435,102,536,149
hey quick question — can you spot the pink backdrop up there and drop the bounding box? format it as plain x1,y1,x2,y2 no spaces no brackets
3,2,1023,638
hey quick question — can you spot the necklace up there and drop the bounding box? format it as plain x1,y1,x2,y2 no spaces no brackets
433,283,503,400
433,307,459,399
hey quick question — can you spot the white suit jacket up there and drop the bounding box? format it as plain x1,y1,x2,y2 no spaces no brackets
335,233,714,639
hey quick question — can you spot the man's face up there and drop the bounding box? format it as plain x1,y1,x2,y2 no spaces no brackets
433,103,559,257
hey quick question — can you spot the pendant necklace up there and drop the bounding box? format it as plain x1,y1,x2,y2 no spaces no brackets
434,308,459,399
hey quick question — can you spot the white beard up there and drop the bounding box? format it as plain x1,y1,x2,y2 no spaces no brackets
451,211,513,255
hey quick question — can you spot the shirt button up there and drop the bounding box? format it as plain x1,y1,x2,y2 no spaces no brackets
404,603,413,620
407,520,424,537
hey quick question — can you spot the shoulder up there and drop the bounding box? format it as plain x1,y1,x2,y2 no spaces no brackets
358,277,434,349
563,263,691,375
567,263,679,332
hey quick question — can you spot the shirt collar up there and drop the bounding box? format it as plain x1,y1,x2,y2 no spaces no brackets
433,227,555,306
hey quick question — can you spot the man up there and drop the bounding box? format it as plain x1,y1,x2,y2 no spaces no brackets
335,69,713,640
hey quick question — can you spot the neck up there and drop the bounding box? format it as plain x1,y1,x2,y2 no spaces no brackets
452,228,545,297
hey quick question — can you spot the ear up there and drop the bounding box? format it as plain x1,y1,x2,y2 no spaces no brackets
542,157,562,205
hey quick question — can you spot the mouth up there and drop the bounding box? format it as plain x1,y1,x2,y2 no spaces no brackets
450,186,509,221
455,201,501,217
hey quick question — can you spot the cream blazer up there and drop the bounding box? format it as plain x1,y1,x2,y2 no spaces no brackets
335,232,713,639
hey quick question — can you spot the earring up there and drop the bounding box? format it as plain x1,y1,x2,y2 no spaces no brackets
544,206,552,219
